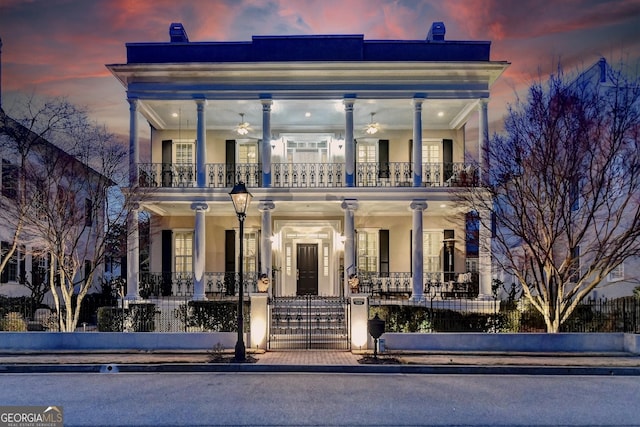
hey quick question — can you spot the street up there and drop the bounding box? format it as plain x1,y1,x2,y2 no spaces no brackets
1,372,640,426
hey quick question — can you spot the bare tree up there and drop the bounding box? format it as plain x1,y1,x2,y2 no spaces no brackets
464,61,640,332
2,96,130,331
0,97,87,290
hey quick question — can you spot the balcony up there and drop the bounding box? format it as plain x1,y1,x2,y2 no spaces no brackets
137,162,478,189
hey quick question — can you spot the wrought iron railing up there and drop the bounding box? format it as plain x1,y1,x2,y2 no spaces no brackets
139,271,258,298
355,271,479,300
137,162,479,189
138,163,196,188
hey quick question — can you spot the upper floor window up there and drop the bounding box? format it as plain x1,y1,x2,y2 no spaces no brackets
174,142,194,165
2,159,19,200
422,140,441,164
357,142,377,163
239,143,258,164
242,230,258,273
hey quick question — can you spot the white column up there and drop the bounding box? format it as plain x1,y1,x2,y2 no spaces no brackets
126,204,140,300
341,199,358,295
261,98,273,187
195,98,207,187
128,97,139,188
478,208,492,299
410,200,428,302
412,97,424,187
344,97,356,187
191,202,209,300
258,200,275,294
478,99,489,185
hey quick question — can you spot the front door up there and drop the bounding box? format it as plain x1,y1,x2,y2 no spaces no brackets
297,244,318,295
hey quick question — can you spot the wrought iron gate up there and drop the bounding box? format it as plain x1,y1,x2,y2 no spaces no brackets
269,296,350,350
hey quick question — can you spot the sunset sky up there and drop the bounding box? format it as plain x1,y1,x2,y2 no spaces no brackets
1,0,639,140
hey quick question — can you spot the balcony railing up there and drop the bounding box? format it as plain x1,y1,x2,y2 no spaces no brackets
137,162,479,189
357,271,479,300
139,271,258,298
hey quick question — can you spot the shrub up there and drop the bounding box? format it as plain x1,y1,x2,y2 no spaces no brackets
186,300,250,332
129,303,157,332
0,312,27,331
97,307,125,332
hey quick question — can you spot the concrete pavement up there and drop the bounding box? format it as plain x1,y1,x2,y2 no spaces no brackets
1,349,640,375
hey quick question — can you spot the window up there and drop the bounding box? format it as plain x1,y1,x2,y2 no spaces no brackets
357,143,377,163
0,242,23,283
174,142,194,165
239,143,258,164
608,263,624,282
465,211,480,258
84,199,93,227
242,231,258,273
174,232,193,273
422,141,441,164
423,231,441,274
2,159,18,200
357,230,378,273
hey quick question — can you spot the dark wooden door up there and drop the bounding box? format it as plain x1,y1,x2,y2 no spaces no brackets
297,244,318,295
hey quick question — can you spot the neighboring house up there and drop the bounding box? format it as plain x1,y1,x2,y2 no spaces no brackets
0,108,108,301
107,22,509,304
493,58,639,301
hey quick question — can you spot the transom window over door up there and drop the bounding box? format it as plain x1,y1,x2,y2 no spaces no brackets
174,231,193,274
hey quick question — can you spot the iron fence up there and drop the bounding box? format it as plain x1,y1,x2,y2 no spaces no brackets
2,293,638,334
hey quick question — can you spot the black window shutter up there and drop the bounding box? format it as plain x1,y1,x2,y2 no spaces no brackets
378,140,389,178
226,140,236,186
161,230,172,296
1,241,8,283
225,229,236,295
161,140,173,187
443,139,453,181
379,229,389,277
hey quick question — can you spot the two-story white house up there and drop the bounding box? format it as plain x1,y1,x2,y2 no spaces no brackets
108,22,509,306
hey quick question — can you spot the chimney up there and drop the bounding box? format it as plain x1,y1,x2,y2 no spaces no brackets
427,22,446,41
169,23,189,43
598,57,607,83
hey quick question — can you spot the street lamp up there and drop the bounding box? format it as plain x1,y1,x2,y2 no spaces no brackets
229,181,252,362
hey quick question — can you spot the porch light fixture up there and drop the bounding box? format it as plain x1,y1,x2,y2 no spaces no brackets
365,112,380,135
229,181,253,362
235,113,250,136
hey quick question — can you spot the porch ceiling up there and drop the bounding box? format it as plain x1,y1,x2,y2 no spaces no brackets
139,98,478,135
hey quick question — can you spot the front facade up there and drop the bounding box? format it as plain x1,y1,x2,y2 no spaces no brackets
108,22,509,304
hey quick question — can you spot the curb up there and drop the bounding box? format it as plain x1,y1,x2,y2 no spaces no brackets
2,363,640,376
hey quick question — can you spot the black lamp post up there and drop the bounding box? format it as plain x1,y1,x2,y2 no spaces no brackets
229,181,252,362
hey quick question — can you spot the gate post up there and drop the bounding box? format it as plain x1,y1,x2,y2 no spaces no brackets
350,295,369,351
250,293,269,350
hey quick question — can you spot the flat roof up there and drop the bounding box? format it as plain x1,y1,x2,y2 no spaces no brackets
126,34,492,64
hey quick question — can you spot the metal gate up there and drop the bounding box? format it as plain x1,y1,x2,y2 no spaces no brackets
268,296,350,350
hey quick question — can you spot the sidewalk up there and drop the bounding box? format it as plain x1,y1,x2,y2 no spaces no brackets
1,350,640,375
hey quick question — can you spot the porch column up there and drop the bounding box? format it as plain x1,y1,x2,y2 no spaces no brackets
412,97,424,187
341,199,358,295
195,98,207,188
192,202,209,301
344,97,356,187
126,204,140,300
258,200,275,294
128,97,139,187
261,98,273,187
478,99,489,185
478,208,492,299
410,200,428,302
